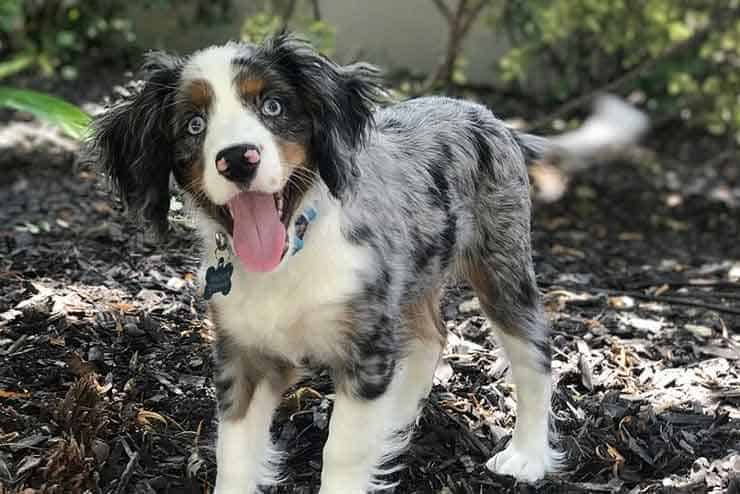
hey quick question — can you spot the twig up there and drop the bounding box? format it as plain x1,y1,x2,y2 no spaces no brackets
310,0,322,21
419,0,491,95
680,292,740,302
459,0,489,38
115,449,139,494
432,400,492,457
703,148,736,169
624,280,740,291
280,0,298,31
581,287,740,316
432,0,453,21
2,334,28,356
548,283,740,316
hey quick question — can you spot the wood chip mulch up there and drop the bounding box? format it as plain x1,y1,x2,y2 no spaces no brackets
0,122,739,493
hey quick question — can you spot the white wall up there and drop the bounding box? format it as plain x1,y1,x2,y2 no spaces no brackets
130,0,510,83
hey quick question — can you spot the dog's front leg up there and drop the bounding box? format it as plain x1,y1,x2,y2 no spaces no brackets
319,333,439,494
215,382,283,494
213,337,294,494
319,373,400,494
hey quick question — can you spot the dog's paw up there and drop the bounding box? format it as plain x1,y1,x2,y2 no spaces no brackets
485,443,559,482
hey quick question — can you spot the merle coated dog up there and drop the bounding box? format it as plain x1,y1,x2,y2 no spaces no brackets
87,33,646,494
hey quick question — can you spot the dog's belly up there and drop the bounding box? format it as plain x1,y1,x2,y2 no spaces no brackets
208,204,372,364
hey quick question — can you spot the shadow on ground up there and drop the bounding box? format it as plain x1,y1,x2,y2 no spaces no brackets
0,120,739,493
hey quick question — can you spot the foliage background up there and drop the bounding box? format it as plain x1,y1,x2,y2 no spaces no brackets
0,3,737,493
0,0,738,146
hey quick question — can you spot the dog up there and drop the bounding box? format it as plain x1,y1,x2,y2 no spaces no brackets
86,33,647,494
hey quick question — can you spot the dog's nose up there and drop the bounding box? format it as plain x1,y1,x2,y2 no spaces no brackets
215,144,261,183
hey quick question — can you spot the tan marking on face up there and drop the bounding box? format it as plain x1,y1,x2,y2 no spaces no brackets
402,288,447,345
277,140,312,199
183,79,213,109
182,159,204,194
278,140,308,167
240,78,264,98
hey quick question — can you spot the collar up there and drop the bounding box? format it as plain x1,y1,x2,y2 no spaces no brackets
290,202,319,256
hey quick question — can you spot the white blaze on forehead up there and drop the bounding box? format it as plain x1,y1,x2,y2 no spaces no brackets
181,43,240,103
182,43,286,205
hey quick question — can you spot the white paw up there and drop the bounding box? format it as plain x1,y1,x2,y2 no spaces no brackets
485,443,557,482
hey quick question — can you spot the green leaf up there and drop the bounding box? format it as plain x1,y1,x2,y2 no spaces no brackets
0,54,35,80
0,87,91,140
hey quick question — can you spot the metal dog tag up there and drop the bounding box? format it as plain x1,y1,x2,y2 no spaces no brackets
204,232,233,300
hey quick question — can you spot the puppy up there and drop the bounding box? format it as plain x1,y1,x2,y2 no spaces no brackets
87,34,646,494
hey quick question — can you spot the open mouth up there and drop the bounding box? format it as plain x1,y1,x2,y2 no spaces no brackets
221,185,298,272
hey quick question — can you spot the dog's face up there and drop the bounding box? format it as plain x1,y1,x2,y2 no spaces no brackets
88,34,382,271
177,43,313,206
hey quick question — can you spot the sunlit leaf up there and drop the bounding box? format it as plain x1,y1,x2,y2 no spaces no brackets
0,87,91,140
0,53,35,79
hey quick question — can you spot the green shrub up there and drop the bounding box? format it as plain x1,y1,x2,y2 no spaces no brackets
0,0,138,79
242,12,336,56
493,0,740,141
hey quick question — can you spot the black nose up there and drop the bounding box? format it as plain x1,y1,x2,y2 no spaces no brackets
215,144,261,183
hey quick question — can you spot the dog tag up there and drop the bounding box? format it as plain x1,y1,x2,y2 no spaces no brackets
204,257,233,300
204,232,233,300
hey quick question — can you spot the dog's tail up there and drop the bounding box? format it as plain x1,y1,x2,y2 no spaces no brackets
516,95,649,169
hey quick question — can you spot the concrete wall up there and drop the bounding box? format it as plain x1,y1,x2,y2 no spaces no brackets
130,0,510,83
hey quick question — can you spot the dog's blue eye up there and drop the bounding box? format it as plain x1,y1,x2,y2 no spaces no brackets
187,116,206,135
261,98,282,117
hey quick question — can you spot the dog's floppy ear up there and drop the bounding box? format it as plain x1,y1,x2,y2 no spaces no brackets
85,52,182,235
263,34,385,199
315,62,384,198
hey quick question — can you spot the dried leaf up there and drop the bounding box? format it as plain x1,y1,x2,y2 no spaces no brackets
608,296,635,309
457,297,480,314
729,263,740,282
136,410,168,428
579,354,594,391
618,313,664,333
684,324,713,338
551,244,586,258
699,345,740,360
618,232,643,241
15,455,42,476
48,335,66,347
434,360,454,385
0,389,30,399
67,352,96,377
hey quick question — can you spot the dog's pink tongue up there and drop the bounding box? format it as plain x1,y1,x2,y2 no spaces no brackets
228,192,285,272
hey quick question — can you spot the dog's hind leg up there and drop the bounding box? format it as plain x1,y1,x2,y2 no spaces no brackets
466,258,559,481
320,296,444,494
461,186,560,482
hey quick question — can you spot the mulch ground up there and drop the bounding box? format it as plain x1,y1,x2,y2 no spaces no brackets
1,112,739,494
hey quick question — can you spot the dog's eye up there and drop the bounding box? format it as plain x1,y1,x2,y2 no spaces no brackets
187,116,206,135
261,98,282,117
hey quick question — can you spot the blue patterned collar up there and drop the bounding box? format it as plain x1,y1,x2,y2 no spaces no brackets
290,203,318,256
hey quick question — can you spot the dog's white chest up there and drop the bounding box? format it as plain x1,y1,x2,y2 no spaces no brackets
205,198,370,363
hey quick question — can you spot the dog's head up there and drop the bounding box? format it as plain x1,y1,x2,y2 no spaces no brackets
87,33,383,271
